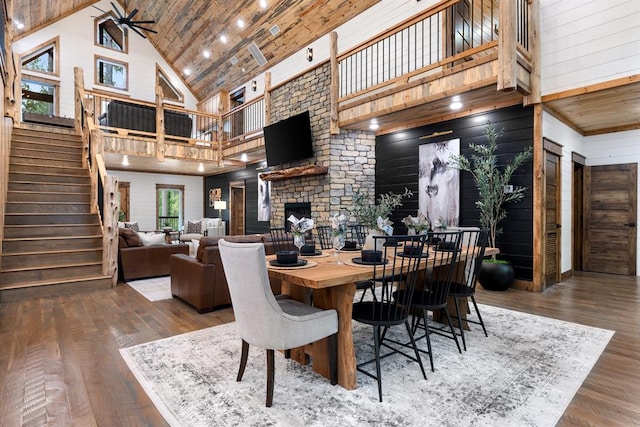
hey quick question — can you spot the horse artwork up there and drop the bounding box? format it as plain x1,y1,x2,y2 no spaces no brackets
418,139,460,228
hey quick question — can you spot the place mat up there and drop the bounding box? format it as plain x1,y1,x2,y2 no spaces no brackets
343,258,385,268
267,259,318,270
300,251,331,258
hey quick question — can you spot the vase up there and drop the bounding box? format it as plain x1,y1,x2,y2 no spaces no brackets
364,229,385,251
478,261,515,291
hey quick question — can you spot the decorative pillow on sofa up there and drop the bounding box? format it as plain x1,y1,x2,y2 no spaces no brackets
124,222,140,232
186,220,202,234
138,232,167,246
119,227,143,247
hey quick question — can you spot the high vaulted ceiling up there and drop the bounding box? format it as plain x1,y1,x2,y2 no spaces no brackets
14,0,381,100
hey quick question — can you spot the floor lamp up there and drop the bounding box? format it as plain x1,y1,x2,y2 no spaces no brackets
214,200,227,219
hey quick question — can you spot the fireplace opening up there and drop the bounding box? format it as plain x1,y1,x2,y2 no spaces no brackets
284,202,311,231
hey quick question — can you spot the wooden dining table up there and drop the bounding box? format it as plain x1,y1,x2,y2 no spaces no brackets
266,246,498,390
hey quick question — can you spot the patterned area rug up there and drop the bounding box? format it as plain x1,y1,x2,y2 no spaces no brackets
120,305,613,427
127,277,172,301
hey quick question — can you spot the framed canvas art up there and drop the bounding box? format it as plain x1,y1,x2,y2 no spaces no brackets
418,139,460,228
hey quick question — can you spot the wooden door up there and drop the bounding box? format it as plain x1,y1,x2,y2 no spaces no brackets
229,183,245,236
543,141,561,288
572,154,586,271
584,164,637,275
117,182,130,222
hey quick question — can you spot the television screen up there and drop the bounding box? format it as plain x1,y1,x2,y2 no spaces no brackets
263,111,313,166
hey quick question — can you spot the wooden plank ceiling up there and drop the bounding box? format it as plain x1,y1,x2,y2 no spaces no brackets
14,0,381,100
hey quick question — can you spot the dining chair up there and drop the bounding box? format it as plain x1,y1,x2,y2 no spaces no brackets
270,227,294,252
349,224,369,246
448,228,490,350
218,239,338,407
315,225,333,250
408,230,463,372
352,234,428,402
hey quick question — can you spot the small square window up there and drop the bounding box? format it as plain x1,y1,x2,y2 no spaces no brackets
95,56,128,90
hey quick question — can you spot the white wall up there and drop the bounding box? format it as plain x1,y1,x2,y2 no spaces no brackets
543,112,640,275
540,0,640,95
109,170,204,231
12,0,197,117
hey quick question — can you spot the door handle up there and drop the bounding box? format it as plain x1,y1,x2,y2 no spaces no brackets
624,222,636,227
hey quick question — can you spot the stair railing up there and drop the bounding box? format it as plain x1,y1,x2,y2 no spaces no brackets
74,67,119,286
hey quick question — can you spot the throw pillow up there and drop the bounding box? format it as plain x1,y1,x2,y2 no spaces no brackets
139,232,167,246
119,227,143,247
186,220,202,234
124,222,140,232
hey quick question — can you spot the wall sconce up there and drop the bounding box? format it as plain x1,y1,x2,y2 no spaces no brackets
251,80,257,91
306,47,313,62
214,200,227,218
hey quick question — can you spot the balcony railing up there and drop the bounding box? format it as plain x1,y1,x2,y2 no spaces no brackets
221,96,265,146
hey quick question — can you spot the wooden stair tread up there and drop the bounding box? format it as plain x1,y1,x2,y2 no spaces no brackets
5,223,100,228
2,260,102,273
2,248,102,257
3,235,102,242
9,180,90,187
8,190,91,195
0,275,111,291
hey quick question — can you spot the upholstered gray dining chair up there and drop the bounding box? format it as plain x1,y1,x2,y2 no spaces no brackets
218,239,339,407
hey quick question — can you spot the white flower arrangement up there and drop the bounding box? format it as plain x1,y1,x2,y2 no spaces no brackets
401,211,430,234
287,215,314,235
330,212,349,236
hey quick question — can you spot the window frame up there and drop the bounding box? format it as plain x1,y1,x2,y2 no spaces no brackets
156,64,184,103
21,75,60,117
156,184,185,231
21,37,59,76
94,55,129,91
94,13,128,53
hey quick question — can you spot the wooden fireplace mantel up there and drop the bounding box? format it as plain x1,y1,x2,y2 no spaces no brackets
259,165,328,182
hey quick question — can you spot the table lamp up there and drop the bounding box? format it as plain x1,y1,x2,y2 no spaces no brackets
214,200,227,218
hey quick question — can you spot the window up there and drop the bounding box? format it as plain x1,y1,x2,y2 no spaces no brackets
95,15,127,52
156,65,183,102
21,78,57,116
21,38,59,75
95,55,128,90
156,185,184,231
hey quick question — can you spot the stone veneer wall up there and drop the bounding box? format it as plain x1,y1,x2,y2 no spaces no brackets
269,63,376,228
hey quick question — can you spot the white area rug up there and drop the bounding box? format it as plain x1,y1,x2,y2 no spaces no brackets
127,276,172,301
120,305,613,427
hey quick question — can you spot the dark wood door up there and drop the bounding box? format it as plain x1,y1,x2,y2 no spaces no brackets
117,182,130,222
584,163,637,275
544,149,561,287
230,184,245,236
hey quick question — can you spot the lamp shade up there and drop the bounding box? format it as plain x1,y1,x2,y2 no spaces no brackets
214,201,227,210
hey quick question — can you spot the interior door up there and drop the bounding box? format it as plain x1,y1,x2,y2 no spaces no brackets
543,142,561,288
583,163,637,275
117,181,130,222
229,182,245,236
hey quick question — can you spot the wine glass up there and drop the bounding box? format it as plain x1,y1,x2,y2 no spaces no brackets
293,232,305,255
332,233,346,265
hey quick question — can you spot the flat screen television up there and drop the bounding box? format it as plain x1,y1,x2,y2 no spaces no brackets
263,111,313,166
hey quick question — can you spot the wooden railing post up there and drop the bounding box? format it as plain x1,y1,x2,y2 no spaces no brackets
524,0,541,105
102,174,119,285
498,0,518,91
89,129,102,214
330,31,340,135
264,72,271,125
156,85,165,161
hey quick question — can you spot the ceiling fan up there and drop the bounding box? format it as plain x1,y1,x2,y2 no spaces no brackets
94,1,157,39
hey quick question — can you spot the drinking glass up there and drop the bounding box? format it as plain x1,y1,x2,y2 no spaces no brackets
293,233,305,255
332,233,346,264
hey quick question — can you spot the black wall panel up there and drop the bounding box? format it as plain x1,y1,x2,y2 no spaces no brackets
375,105,534,280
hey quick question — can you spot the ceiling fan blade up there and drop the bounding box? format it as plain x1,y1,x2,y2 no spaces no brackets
110,2,124,19
132,25,158,34
92,5,110,15
128,25,147,39
127,8,139,20
130,20,156,25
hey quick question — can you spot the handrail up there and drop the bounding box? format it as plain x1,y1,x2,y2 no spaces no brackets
221,95,265,146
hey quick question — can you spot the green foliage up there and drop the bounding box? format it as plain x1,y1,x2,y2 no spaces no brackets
348,188,413,228
450,123,533,253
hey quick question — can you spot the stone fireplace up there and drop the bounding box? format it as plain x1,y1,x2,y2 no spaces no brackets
284,202,311,230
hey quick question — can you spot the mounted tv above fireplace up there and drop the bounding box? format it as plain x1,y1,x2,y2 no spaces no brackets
263,111,313,167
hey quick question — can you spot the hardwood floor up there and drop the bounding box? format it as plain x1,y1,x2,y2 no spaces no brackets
0,272,638,426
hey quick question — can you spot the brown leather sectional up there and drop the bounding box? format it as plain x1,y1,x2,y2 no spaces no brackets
118,230,189,281
170,234,284,313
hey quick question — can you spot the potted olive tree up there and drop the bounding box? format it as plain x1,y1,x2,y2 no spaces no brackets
450,123,533,291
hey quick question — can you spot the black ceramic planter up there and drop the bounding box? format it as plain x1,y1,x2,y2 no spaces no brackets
478,261,514,291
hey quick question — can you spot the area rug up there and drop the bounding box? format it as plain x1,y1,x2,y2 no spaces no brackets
119,305,613,427
126,276,172,301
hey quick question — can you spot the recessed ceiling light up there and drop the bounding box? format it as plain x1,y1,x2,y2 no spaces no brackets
260,0,268,8
237,19,245,28
122,155,129,166
369,119,379,130
220,35,228,43
198,163,205,172
183,68,191,76
203,50,210,58
14,20,24,30
450,101,462,110
241,153,248,162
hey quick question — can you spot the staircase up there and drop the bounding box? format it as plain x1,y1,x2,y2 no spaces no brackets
0,126,112,301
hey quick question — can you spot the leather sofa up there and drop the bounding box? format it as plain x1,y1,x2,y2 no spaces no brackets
118,229,189,281
98,99,192,138
170,234,284,313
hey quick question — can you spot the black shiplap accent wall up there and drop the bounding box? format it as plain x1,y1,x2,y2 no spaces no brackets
376,105,534,280
204,164,270,235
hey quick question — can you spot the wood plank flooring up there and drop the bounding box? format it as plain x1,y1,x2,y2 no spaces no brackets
0,271,638,426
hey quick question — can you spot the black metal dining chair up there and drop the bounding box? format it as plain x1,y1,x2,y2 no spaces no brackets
315,225,333,250
270,227,294,252
352,234,428,402
349,224,369,246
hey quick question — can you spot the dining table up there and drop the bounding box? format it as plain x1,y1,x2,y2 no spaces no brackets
266,245,498,390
